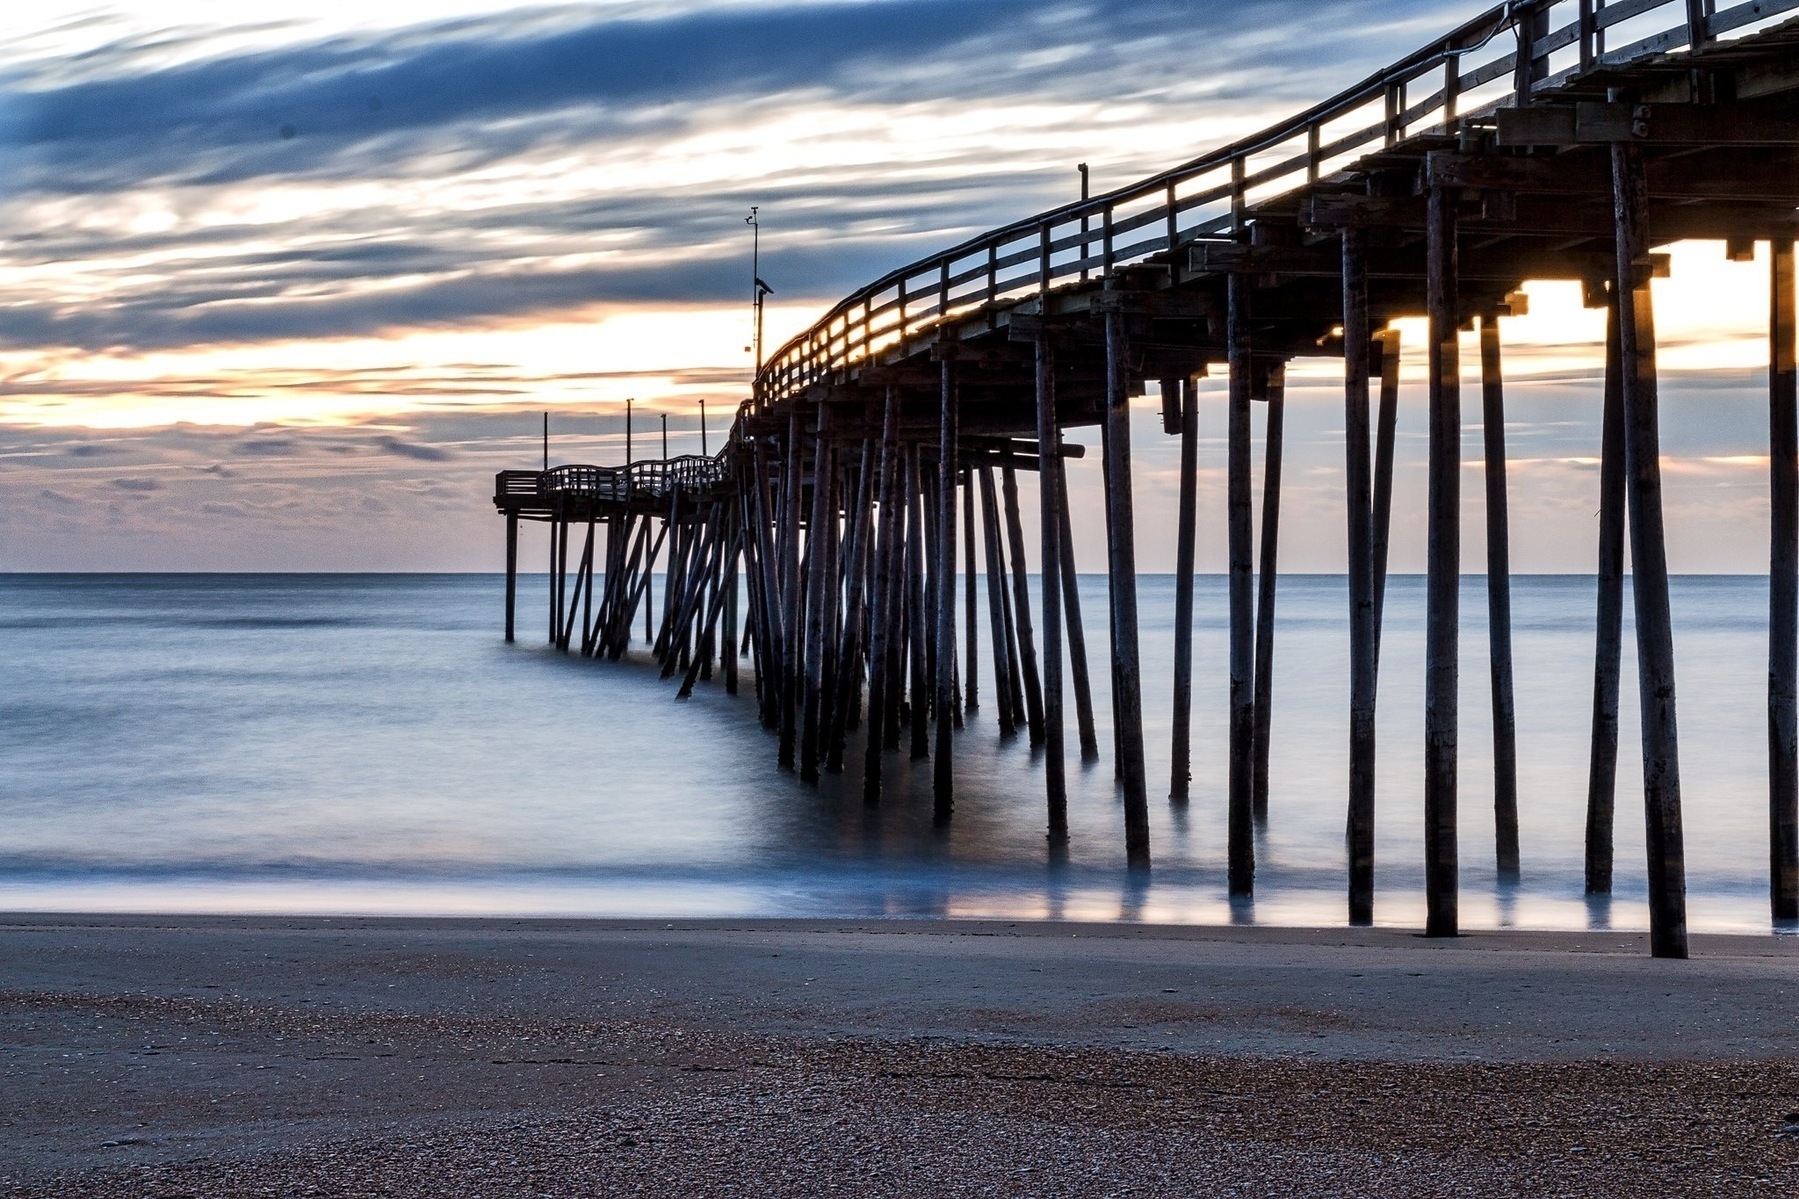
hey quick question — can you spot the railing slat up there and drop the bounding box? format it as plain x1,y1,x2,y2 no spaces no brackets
1710,0,1799,36
1596,0,1679,31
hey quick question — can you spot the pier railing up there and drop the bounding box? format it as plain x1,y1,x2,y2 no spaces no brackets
495,455,731,508
748,0,1799,413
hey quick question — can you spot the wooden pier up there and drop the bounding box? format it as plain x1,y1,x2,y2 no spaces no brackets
496,0,1799,956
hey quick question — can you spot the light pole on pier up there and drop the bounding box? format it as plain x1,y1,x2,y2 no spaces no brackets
747,207,773,377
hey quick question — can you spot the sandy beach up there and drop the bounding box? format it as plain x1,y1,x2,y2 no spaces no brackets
4,915,1799,1196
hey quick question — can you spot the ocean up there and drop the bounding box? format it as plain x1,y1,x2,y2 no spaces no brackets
1,572,1790,933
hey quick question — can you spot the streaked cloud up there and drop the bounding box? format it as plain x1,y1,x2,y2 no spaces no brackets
0,1,1786,572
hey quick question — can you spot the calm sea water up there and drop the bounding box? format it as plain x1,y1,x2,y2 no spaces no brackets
0,572,1790,933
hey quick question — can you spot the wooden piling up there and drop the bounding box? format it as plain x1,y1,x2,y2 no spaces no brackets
863,388,902,803
1343,227,1377,926
722,528,739,697
921,454,941,729
964,468,979,714
1103,300,1150,869
884,445,910,754
678,529,742,700
800,419,834,784
1372,328,1402,652
1424,184,1461,938
1056,481,1100,761
555,505,571,651
567,514,596,654
1613,139,1688,959
1481,315,1521,880
907,449,930,761
1171,375,1199,802
1001,454,1046,746
935,359,959,815
979,464,1018,737
504,513,518,644
1037,330,1068,839
1251,363,1286,825
1774,239,1799,922
1586,295,1626,895
1226,273,1256,895
750,442,785,728
826,440,875,774
779,410,804,771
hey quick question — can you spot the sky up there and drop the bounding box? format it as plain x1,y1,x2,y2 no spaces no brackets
0,0,1786,573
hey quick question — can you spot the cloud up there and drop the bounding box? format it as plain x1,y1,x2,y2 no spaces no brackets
109,475,162,490
373,434,451,460
0,0,1466,352
233,437,299,456
5,1,1453,191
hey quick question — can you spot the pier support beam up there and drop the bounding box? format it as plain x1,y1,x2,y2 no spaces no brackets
979,465,1017,736
1251,363,1286,826
1373,328,1402,650
1771,239,1799,922
800,416,833,784
1039,331,1068,839
1227,273,1256,896
907,450,930,762
1171,374,1199,802
935,357,959,817
1481,315,1521,880
504,513,518,643
1343,228,1377,926
1103,299,1150,869
863,388,901,804
1586,294,1626,895
555,504,571,650
1057,472,1100,761
1424,184,1461,938
1002,454,1045,747
1613,139,1687,959
779,410,804,771
964,469,979,715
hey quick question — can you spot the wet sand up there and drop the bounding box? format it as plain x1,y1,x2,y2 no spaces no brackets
4,915,1798,1196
